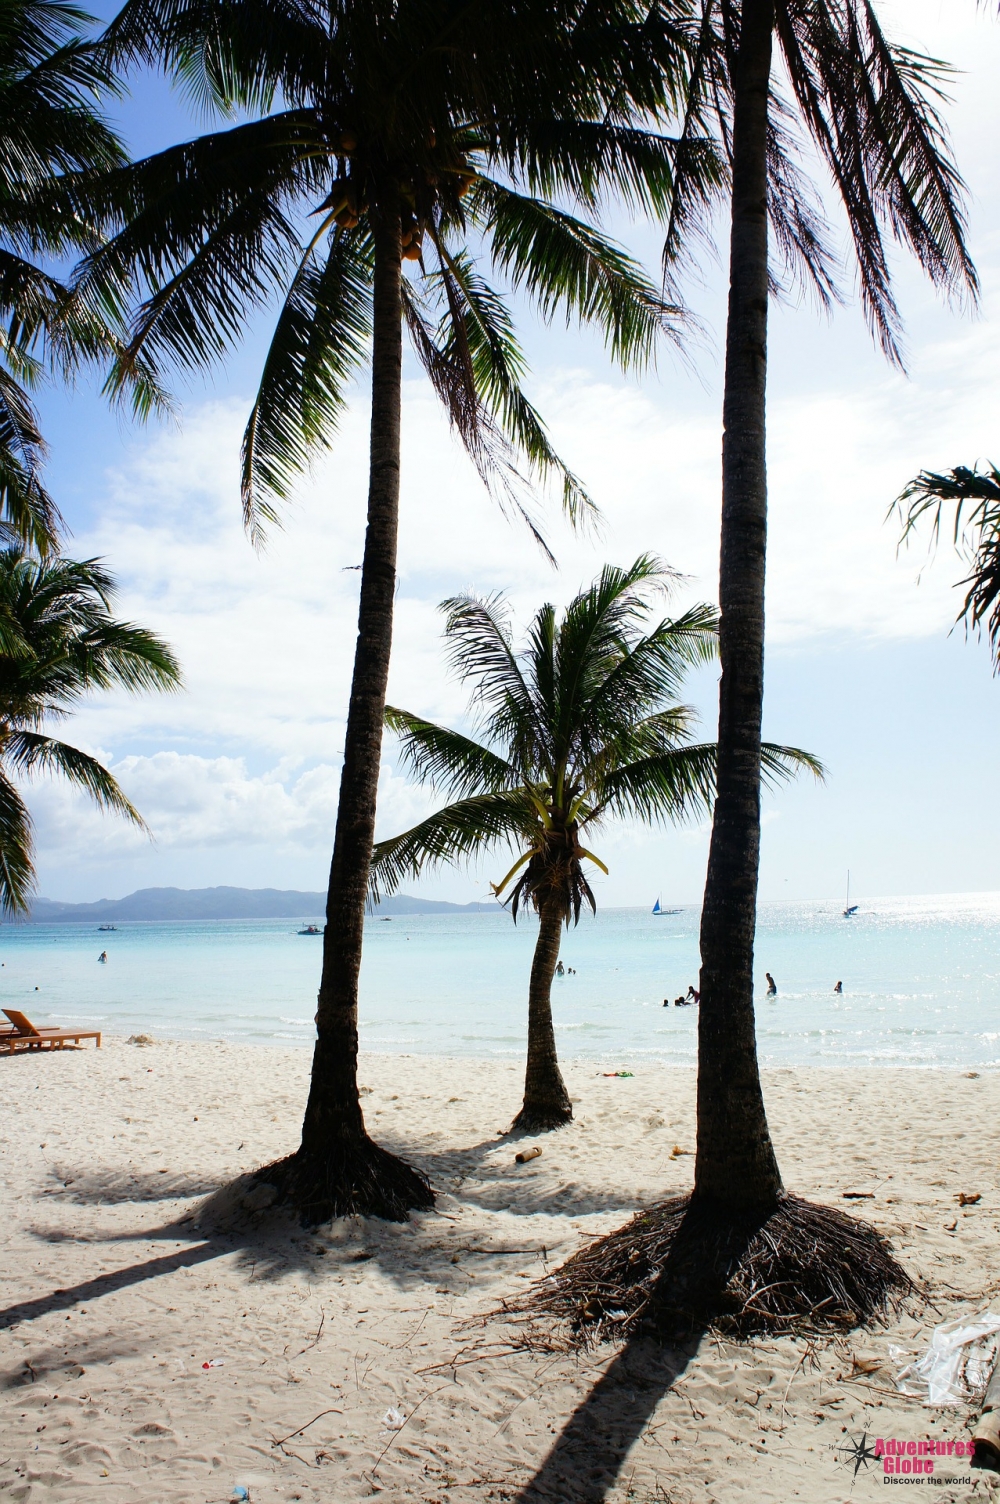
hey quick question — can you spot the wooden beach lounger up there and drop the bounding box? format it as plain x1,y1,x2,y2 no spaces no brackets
2,1008,101,1053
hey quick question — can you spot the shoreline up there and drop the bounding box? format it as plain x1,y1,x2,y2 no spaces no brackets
47,1032,1000,1070
3,1040,998,1502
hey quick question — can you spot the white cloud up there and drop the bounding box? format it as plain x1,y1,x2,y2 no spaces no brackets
30,750,443,863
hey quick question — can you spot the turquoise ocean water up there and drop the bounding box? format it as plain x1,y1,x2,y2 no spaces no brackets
4,891,1000,1068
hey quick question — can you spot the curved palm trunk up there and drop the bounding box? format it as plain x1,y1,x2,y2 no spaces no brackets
290,187,433,1222
512,899,573,1132
694,0,783,1211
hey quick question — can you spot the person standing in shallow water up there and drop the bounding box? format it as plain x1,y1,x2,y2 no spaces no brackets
834,980,843,994
765,973,777,996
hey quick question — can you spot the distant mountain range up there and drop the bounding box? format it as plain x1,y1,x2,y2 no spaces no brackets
27,886,492,924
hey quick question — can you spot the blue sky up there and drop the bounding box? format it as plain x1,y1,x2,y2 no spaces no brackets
26,0,1000,907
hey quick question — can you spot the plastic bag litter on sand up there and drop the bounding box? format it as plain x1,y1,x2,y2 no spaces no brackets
892,1312,1000,1406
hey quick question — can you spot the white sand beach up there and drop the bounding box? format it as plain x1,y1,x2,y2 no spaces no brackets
3,1040,999,1503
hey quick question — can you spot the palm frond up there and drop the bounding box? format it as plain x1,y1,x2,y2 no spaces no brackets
472,177,689,368
0,550,180,714
0,369,61,552
6,729,148,826
513,119,717,222
428,248,595,528
766,90,841,308
777,0,976,365
661,0,731,299
894,462,1000,666
369,789,537,901
401,257,555,562
242,225,373,544
593,741,718,825
384,705,517,797
440,592,546,761
73,112,324,386
0,766,33,914
759,741,825,788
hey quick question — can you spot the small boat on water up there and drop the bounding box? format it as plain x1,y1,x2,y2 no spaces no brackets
98,925,117,932
652,896,681,916
297,924,321,936
843,871,858,917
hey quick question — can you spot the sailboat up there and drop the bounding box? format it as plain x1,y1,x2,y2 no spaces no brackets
843,871,858,917
652,896,680,916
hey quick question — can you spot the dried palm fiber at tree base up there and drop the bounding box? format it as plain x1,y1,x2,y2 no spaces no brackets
508,1193,911,1344
256,1141,434,1226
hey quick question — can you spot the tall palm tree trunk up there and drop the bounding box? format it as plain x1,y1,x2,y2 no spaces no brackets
513,897,573,1131
291,186,433,1221
694,0,783,1211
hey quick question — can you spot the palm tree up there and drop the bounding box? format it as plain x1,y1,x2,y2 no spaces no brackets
0,1,161,555
895,463,1000,668
680,0,975,1234
0,548,180,912
370,556,817,1133
79,0,721,1221
531,1,979,1336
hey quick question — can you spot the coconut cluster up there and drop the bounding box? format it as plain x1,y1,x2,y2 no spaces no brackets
319,126,478,262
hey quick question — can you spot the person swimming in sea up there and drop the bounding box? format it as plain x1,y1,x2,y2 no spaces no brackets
98,950,108,963
686,985,700,1004
833,979,843,994
556,961,565,976
765,972,777,995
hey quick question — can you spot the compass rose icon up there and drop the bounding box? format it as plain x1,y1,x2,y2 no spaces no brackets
835,1432,880,1479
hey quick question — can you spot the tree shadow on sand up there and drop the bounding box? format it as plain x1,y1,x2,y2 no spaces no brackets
513,1334,700,1504
13,1151,597,1317
509,1200,793,1503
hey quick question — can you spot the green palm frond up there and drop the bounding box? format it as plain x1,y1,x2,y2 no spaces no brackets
775,0,976,364
369,789,537,900
0,369,60,553
0,549,181,709
6,729,147,827
0,547,178,905
242,226,373,543
572,603,718,757
472,177,689,368
513,119,712,221
759,742,825,788
401,259,555,562
426,249,595,528
661,0,729,299
440,592,546,759
0,766,33,914
0,2,124,207
384,706,517,797
895,462,1000,666
593,741,718,825
75,112,325,386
